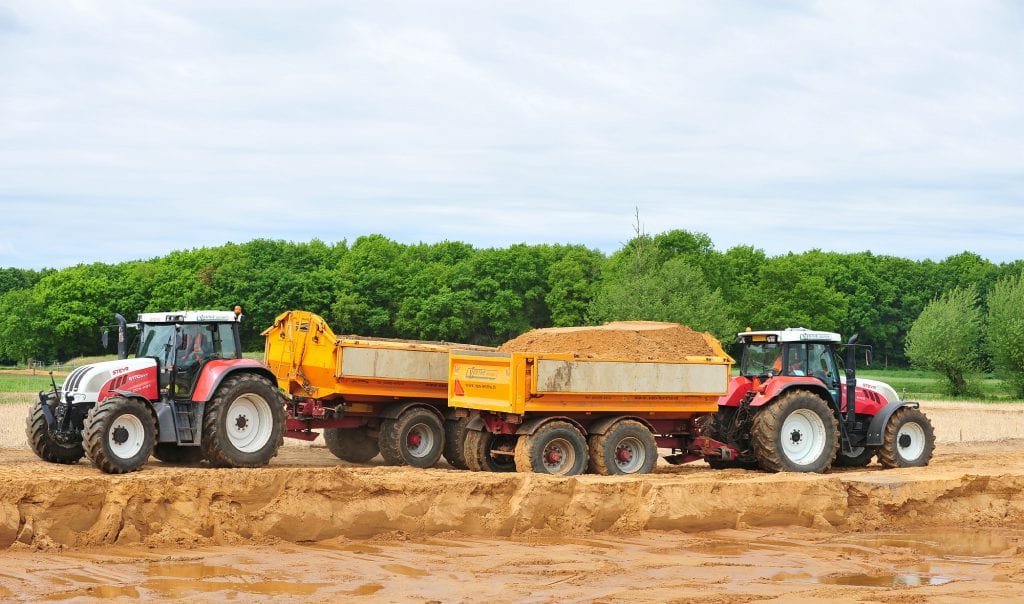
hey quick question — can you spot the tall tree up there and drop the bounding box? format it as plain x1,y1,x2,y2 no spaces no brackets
906,286,983,396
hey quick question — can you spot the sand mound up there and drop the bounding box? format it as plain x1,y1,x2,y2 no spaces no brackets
499,321,716,359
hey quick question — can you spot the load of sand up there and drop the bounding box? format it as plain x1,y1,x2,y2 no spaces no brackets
498,321,716,360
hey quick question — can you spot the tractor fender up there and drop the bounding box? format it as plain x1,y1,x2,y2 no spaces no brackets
586,415,656,436
865,401,920,447
379,400,444,422
515,415,586,437
750,378,836,411
192,359,278,403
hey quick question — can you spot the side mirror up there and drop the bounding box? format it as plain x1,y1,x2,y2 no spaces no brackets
101,329,109,349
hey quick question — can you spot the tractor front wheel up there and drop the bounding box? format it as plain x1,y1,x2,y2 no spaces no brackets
201,374,285,468
878,407,935,468
751,391,839,473
83,397,156,474
25,398,84,464
324,426,380,464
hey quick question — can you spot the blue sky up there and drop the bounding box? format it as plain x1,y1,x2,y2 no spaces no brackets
1,1,1021,269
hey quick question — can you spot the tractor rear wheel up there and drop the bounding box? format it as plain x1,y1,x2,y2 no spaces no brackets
464,430,517,472
443,418,470,469
324,426,380,464
379,407,445,468
152,443,205,465
878,407,935,468
588,420,658,476
83,397,156,474
25,399,84,464
751,390,839,473
201,374,284,468
513,421,588,476
835,446,875,467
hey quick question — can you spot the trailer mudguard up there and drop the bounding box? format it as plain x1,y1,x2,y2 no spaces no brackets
586,415,656,436
192,360,278,403
464,415,486,432
865,400,920,447
379,400,444,421
515,415,586,436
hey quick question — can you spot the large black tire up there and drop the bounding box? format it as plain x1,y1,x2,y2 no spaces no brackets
878,407,935,468
152,443,205,465
443,418,470,470
588,420,658,476
379,407,445,468
201,373,285,468
835,445,875,467
464,430,517,472
324,426,380,464
83,397,156,474
513,421,588,476
751,391,839,473
25,399,84,464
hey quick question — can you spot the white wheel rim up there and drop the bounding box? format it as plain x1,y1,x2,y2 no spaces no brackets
406,423,435,459
226,394,273,453
781,408,827,466
543,437,576,474
897,421,926,461
109,413,145,459
614,436,646,473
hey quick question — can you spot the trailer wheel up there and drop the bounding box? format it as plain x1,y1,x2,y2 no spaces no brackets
835,446,875,467
83,397,156,474
202,373,285,468
324,427,380,464
379,408,444,468
443,418,470,470
152,443,205,465
751,390,838,473
25,399,84,464
878,407,935,468
514,421,588,476
588,420,657,475
465,430,517,472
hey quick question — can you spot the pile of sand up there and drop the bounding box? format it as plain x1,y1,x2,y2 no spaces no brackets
499,321,716,360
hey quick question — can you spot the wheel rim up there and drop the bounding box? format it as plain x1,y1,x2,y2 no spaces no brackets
406,423,435,459
226,393,273,453
109,413,145,459
542,437,576,474
897,421,926,461
781,408,827,465
614,436,646,474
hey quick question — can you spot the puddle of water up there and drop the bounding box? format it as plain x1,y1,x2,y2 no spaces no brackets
381,564,430,577
143,578,329,598
837,528,1017,558
146,562,250,579
44,585,140,600
350,582,384,595
772,570,952,587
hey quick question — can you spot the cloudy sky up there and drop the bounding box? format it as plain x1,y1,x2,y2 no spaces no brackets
1,1,1021,269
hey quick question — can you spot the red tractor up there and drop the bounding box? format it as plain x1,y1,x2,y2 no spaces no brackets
26,308,285,474
705,328,935,472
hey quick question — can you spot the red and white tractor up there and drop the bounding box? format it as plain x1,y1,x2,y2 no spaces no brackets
705,328,935,472
26,308,285,474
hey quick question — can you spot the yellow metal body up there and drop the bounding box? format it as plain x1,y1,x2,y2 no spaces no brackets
262,310,452,404
448,333,733,417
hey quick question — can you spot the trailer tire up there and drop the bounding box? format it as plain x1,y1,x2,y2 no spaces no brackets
443,418,470,470
25,399,84,464
878,407,935,468
588,420,657,475
751,390,838,473
83,397,156,474
465,430,517,472
201,373,284,468
152,443,205,465
379,408,444,468
835,446,875,467
514,421,588,476
324,427,380,464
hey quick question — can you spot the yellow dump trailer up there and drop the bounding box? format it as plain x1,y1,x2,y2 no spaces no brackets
263,310,489,468
447,339,733,476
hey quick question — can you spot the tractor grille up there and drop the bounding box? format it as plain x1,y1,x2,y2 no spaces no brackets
63,366,90,393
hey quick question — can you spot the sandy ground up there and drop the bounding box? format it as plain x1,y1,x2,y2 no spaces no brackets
0,397,1022,601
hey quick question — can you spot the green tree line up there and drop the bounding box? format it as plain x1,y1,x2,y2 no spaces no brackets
0,232,1021,369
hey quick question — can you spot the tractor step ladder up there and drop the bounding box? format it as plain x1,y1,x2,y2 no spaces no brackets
173,401,199,443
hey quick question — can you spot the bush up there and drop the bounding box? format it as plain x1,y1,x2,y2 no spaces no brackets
987,273,1024,398
905,286,983,396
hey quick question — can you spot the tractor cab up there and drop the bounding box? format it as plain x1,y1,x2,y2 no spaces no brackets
737,328,844,405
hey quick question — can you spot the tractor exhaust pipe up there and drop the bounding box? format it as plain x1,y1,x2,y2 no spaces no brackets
844,334,858,423
115,313,128,360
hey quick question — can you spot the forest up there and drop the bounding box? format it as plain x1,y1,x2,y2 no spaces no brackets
0,230,1021,372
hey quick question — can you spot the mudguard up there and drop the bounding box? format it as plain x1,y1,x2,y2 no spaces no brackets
192,359,278,402
515,415,585,436
586,415,656,436
865,401,920,447
465,415,486,432
749,376,835,410
378,400,444,421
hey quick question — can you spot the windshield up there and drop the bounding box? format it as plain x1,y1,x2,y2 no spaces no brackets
739,342,781,377
136,323,238,363
137,324,177,365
